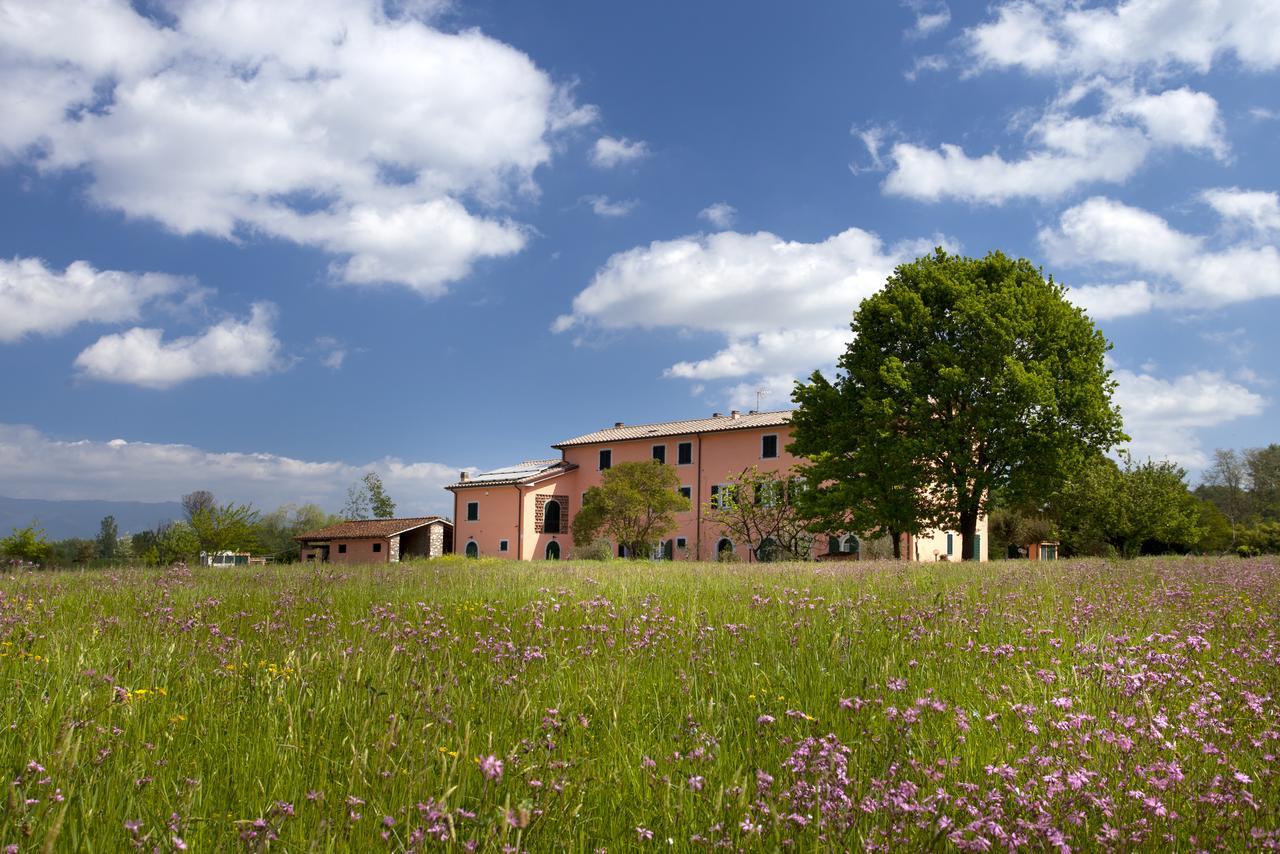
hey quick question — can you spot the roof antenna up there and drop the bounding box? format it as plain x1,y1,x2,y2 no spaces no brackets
755,387,768,413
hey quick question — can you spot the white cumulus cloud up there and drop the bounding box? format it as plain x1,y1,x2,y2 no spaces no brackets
0,257,194,342
582,195,638,218
1200,187,1280,235
698,202,737,229
591,136,650,168
74,303,283,389
1068,281,1157,320
903,1,951,39
0,422,463,514
1112,367,1266,468
0,0,597,297
554,227,948,408
881,82,1224,204
1041,195,1280,310
966,0,1280,76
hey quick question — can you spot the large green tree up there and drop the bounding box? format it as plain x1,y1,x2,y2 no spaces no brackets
791,372,933,558
792,249,1126,560
572,461,690,558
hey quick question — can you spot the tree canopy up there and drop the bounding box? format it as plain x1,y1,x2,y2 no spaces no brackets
1052,453,1204,558
572,461,690,558
791,249,1126,559
703,467,813,561
97,515,119,560
344,472,396,520
1,525,51,564
190,502,261,557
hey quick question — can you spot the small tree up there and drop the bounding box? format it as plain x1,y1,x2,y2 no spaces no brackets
572,461,690,558
365,473,396,519
1200,448,1249,547
704,467,813,561
182,490,215,522
1,525,52,564
256,503,343,561
1054,453,1204,557
190,503,261,559
1244,444,1280,522
156,521,200,564
342,472,396,520
97,515,119,560
130,530,160,564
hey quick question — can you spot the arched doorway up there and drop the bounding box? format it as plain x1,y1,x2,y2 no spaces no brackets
716,538,735,561
464,541,478,558
545,541,560,560
543,500,562,534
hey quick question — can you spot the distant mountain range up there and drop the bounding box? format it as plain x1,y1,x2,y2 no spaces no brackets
0,496,184,540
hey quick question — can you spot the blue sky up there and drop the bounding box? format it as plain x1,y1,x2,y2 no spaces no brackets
1,0,1278,516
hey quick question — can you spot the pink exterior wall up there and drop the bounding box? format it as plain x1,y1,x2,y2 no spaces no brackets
300,538,391,564
452,416,986,563
561,422,806,561
520,475,575,561
453,484,521,559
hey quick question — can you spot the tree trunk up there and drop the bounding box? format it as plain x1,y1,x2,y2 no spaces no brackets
959,508,979,561
889,527,902,559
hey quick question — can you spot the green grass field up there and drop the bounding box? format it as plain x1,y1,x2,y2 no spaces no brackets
2,557,1277,851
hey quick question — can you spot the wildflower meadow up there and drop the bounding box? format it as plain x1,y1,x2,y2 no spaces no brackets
2,557,1277,851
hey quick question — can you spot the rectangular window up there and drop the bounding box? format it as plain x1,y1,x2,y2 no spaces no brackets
652,444,666,464
711,484,733,508
499,540,509,552
676,537,687,549
677,442,692,465
679,486,691,501
946,533,953,555
372,542,382,553
973,534,981,560
338,543,347,554
466,501,479,521
599,449,612,470
761,434,778,459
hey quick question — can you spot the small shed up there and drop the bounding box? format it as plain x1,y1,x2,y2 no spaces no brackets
200,550,253,567
296,517,453,564
1027,541,1059,560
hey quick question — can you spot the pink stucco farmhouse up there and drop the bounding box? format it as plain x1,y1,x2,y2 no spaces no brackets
446,410,987,562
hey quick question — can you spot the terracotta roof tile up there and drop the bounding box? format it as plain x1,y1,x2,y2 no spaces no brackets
553,410,793,447
295,516,447,542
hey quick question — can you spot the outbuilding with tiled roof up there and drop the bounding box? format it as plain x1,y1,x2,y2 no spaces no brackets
295,516,452,564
